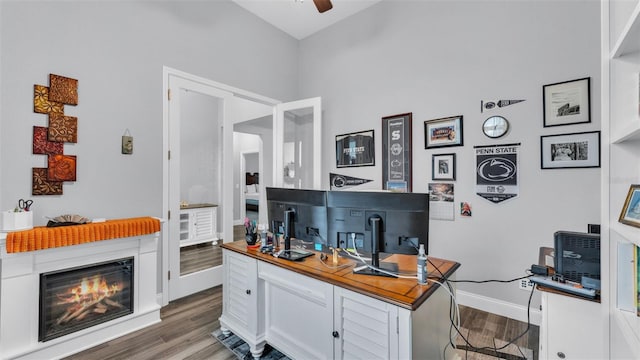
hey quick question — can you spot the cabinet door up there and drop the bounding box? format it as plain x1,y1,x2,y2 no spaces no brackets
259,261,334,360
541,291,603,359
333,287,398,360
222,250,259,335
191,208,214,241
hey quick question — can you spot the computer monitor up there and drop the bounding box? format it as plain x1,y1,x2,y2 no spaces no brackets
554,230,600,283
266,187,328,259
326,190,429,277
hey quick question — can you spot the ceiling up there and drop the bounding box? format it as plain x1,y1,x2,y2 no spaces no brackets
232,0,382,40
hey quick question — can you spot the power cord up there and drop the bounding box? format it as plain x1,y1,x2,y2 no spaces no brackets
428,258,536,359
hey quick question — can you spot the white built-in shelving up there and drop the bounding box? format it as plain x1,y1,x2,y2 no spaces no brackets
603,0,640,358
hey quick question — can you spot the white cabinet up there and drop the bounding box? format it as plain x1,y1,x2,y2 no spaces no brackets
258,262,334,359
333,286,399,360
219,249,266,358
221,251,457,360
539,291,603,359
179,205,217,247
602,0,640,358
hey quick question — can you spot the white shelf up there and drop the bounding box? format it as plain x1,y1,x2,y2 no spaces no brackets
612,121,640,143
611,1,640,58
613,223,640,247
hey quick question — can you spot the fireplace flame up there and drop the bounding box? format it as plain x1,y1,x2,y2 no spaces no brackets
63,275,122,304
54,274,125,325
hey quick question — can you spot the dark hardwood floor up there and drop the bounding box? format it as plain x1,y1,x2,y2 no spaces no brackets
67,225,538,359
180,243,222,276
65,286,234,360
66,286,538,360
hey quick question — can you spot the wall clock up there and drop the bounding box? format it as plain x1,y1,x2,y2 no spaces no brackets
482,116,509,138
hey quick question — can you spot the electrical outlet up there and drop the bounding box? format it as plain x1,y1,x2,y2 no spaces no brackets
519,278,534,291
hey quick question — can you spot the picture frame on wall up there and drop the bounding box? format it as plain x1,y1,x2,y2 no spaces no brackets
619,184,640,229
382,113,412,192
540,131,600,169
335,129,375,168
432,153,456,181
543,77,591,127
424,115,463,149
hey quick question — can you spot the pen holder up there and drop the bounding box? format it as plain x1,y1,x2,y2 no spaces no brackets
1,211,33,231
245,233,258,246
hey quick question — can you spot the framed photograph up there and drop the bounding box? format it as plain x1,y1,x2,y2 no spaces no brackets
540,131,600,169
424,115,463,149
543,77,591,127
432,153,456,180
382,113,412,192
619,184,640,228
336,129,375,168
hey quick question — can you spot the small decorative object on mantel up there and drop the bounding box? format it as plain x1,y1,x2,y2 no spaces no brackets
122,129,133,154
480,99,525,113
619,184,640,229
31,73,79,195
46,214,90,227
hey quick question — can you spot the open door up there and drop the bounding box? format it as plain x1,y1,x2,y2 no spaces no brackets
273,97,322,190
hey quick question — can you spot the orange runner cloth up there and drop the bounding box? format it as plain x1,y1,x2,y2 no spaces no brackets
5,217,161,253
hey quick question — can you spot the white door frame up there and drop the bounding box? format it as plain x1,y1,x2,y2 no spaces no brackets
162,66,279,305
274,97,322,189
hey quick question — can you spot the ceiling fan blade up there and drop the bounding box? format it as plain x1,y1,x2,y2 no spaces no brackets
313,0,333,13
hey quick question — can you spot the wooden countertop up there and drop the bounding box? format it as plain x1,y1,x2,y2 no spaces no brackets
222,240,460,311
180,203,218,209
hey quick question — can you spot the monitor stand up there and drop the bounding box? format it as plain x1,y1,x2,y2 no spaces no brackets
278,249,314,262
353,262,398,277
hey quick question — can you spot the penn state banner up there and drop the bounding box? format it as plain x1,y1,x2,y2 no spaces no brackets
475,143,520,203
330,173,373,190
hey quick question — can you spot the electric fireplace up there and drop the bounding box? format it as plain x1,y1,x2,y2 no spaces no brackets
39,257,134,342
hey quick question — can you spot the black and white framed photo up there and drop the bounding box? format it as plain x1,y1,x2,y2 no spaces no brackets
335,129,375,168
543,77,591,127
432,153,456,181
619,184,640,229
540,131,600,169
382,113,412,192
424,115,463,149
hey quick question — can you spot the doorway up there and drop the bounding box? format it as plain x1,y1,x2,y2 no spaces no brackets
162,67,279,304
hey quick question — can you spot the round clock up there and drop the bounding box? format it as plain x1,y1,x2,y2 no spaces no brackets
482,116,509,138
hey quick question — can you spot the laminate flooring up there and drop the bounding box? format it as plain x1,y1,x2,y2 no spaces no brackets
66,285,538,360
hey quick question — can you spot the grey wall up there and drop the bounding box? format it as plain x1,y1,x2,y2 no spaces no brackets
299,0,601,309
0,1,297,224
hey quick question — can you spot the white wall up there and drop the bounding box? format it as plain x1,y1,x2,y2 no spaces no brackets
0,1,298,224
299,0,601,314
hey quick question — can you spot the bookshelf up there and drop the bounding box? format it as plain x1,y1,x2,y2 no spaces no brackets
603,0,640,358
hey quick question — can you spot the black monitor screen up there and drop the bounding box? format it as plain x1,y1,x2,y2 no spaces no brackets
266,187,328,249
326,191,429,255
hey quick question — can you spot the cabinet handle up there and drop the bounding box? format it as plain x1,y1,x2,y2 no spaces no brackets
246,289,251,295
332,331,339,338
557,352,565,359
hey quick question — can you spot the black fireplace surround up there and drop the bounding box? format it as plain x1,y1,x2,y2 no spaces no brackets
39,257,134,342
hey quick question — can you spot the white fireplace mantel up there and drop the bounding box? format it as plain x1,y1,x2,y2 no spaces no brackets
0,230,161,360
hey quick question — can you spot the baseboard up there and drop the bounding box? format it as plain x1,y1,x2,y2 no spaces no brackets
456,290,541,326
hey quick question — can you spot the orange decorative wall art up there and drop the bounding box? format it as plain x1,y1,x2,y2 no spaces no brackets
32,74,79,195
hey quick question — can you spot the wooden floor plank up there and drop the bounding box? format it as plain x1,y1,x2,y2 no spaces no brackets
66,259,539,360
